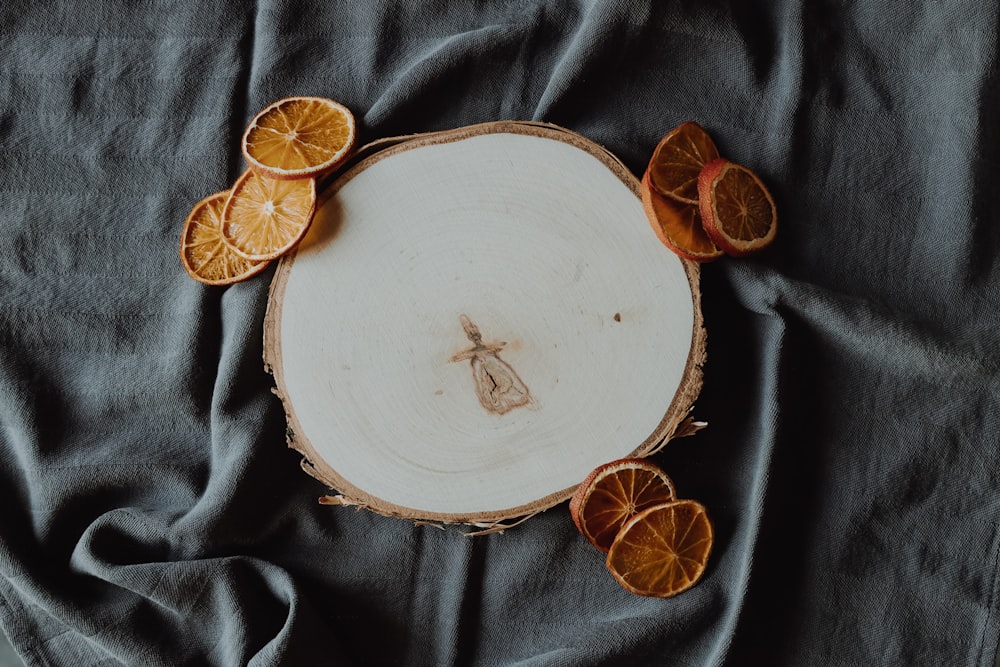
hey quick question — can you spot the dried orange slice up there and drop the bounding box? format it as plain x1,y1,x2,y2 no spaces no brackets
606,499,713,598
569,458,677,553
179,191,269,285
697,158,777,256
221,169,317,261
242,96,356,181
641,171,723,263
647,121,720,205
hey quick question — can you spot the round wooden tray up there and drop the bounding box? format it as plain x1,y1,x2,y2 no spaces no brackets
264,121,705,530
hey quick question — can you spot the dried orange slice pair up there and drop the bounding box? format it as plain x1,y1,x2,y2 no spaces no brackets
570,458,713,598
642,121,777,262
180,97,356,285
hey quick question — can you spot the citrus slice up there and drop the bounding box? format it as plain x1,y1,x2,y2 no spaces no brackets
697,158,778,256
641,171,723,263
647,121,720,205
606,499,713,598
221,169,317,261
242,96,356,181
569,458,677,553
179,191,269,285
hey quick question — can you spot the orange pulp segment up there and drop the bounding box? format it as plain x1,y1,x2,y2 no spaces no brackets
179,191,269,285
221,169,317,261
606,498,713,598
242,96,356,181
648,121,720,205
697,158,777,256
569,458,677,553
641,171,723,262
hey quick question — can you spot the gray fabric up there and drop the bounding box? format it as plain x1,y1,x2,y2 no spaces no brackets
1,1,999,665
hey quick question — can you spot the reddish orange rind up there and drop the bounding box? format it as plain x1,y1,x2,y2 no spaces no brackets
697,158,777,257
641,171,723,263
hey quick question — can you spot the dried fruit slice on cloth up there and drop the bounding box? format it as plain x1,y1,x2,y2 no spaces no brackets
606,498,713,598
697,158,777,256
641,171,723,263
179,190,269,285
647,121,720,205
569,458,677,553
242,96,356,181
221,169,317,261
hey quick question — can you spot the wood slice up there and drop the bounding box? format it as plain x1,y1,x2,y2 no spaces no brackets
264,121,705,527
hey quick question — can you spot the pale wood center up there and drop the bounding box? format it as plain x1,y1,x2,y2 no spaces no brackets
265,123,704,525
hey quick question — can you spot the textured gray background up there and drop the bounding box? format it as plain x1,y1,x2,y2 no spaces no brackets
0,628,19,667
1,1,999,665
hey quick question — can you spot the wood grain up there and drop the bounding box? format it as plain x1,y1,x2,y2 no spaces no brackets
264,122,706,527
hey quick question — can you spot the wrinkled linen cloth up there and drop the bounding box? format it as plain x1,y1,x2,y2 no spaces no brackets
2,1,999,665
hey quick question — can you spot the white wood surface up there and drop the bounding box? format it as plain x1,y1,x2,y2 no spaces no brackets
265,123,704,524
